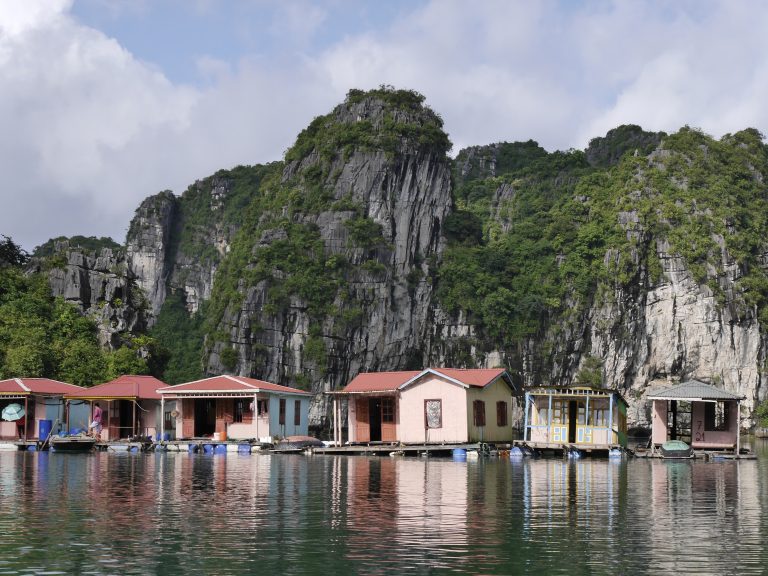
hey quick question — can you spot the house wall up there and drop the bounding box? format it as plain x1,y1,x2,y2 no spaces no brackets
652,400,668,444
690,401,739,448
466,378,515,442
173,395,308,440
268,396,309,438
399,376,468,443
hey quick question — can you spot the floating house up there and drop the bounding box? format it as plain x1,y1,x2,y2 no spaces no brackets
64,375,167,441
648,379,744,453
330,368,517,446
0,378,87,440
521,386,628,450
157,375,312,441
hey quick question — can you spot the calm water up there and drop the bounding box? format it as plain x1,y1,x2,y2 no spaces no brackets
2,442,768,575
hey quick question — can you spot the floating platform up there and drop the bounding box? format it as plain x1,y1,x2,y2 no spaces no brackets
310,443,488,456
512,440,628,458
634,448,757,460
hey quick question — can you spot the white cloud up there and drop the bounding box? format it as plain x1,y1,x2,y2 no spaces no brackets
2,0,768,250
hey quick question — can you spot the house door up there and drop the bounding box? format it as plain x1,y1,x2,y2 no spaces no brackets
369,398,382,442
119,400,134,438
355,398,370,442
568,401,577,443
380,397,396,442
194,399,216,437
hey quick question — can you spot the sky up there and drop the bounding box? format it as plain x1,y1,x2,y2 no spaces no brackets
1,0,768,250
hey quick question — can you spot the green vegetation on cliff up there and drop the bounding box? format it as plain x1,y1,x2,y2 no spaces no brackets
438,126,768,359
33,235,121,258
0,236,166,385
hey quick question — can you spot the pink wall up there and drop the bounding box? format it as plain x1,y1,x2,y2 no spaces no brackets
690,401,739,448
651,400,668,445
399,376,467,443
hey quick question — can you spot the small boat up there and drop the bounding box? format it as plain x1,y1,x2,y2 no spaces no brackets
272,435,324,453
660,440,693,459
50,434,97,452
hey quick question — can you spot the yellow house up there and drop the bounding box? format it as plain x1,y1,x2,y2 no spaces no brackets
522,386,628,449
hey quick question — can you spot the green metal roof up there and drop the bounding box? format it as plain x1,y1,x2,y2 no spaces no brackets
647,379,744,401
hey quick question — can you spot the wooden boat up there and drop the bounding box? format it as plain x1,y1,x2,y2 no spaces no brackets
660,440,693,459
50,434,97,452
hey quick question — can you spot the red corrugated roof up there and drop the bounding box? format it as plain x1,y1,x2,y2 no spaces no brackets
343,371,421,392
342,368,508,392
0,378,85,395
64,375,168,400
158,375,311,396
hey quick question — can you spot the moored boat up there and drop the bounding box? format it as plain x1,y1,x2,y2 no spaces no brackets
660,440,693,459
50,434,97,452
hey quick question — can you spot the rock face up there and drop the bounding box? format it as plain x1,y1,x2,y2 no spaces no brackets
30,240,148,348
204,92,454,426
126,191,177,318
588,239,766,426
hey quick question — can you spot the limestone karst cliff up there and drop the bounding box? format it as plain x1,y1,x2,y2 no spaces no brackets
28,90,768,431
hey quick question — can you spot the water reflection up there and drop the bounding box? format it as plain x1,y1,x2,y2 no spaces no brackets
0,448,767,574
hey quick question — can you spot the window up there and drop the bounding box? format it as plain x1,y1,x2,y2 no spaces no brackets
425,399,442,429
279,398,286,426
294,400,301,426
234,399,248,423
705,401,729,431
382,397,395,423
497,401,508,427
257,399,269,416
551,400,564,424
473,400,486,427
592,407,607,427
537,406,548,425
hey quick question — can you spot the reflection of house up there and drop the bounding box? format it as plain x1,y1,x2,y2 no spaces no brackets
157,375,311,441
331,368,517,445
0,378,86,440
648,380,743,452
522,386,628,449
64,375,167,440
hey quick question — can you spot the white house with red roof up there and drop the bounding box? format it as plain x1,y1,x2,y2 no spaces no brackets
157,375,312,441
330,368,518,445
0,378,86,440
64,375,168,441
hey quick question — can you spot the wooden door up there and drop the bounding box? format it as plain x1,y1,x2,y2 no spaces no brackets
355,398,370,442
216,399,233,434
381,397,397,442
182,399,194,439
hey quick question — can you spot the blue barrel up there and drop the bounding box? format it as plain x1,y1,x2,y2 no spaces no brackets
38,419,53,440
163,432,171,441
27,445,36,451
202,444,214,454
214,444,227,455
452,448,467,461
237,444,251,455
130,446,139,453
188,444,198,454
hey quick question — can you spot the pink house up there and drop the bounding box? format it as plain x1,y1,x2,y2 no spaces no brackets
330,368,517,446
157,375,312,441
64,375,168,441
0,378,85,440
648,379,744,452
